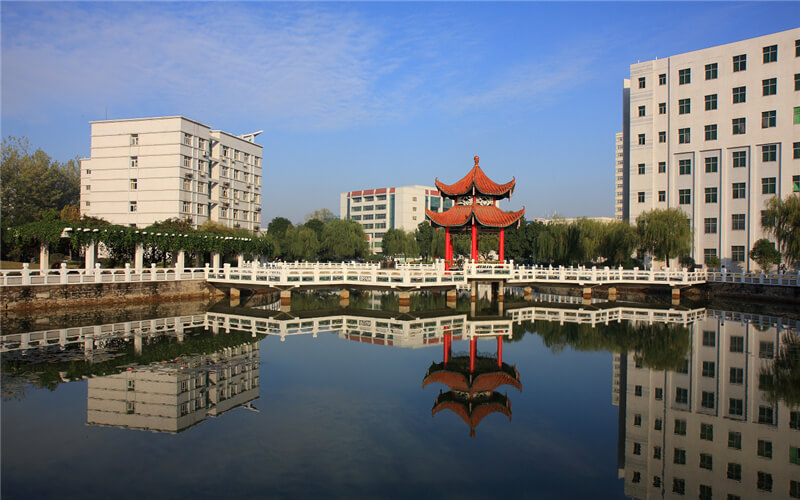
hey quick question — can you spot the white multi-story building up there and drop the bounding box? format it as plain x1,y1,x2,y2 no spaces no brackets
616,312,800,500
81,116,263,231
623,29,800,270
339,185,454,253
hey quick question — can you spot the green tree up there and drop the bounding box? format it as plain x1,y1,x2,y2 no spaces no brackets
704,254,721,269
598,220,639,267
319,219,369,261
304,208,336,222
146,218,196,234
1,137,80,227
636,208,692,266
761,195,800,268
303,218,325,238
267,217,293,238
750,238,781,272
414,222,435,259
382,228,418,258
283,226,320,261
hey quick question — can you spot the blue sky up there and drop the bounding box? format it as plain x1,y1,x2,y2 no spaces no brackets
2,2,798,224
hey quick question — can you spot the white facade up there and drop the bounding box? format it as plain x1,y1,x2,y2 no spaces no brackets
339,185,454,253
624,29,800,270
617,312,800,499
81,116,263,231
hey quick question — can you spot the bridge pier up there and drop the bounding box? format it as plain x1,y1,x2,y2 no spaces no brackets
230,288,241,307
524,286,533,301
446,289,457,309
399,291,410,313
583,287,592,304
672,287,680,305
608,287,617,302
339,289,349,308
281,290,292,312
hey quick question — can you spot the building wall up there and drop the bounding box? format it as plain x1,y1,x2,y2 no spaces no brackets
81,116,263,231
339,185,453,253
625,28,800,271
618,312,800,499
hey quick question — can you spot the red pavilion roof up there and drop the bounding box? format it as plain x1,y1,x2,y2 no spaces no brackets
435,156,516,198
422,369,522,395
425,204,525,229
432,393,512,438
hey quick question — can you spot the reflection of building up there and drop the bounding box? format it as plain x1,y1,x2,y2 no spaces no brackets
81,116,263,230
616,311,800,499
622,28,800,270
87,342,260,433
339,185,453,253
423,328,520,437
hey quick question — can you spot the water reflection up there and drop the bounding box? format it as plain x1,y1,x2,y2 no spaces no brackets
2,290,798,499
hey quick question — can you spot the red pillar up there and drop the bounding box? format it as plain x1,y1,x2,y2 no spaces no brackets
443,327,451,366
469,337,477,373
471,222,478,261
499,228,505,262
497,335,503,368
445,227,452,270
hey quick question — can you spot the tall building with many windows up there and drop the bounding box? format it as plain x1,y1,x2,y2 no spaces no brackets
339,185,454,253
81,116,263,231
623,29,800,270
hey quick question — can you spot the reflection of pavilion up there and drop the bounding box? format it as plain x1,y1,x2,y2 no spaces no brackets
87,342,260,433
423,323,521,437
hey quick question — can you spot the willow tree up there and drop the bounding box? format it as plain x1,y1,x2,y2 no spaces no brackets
636,208,692,266
761,195,800,268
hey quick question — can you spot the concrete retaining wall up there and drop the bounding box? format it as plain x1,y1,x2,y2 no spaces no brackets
1,280,222,312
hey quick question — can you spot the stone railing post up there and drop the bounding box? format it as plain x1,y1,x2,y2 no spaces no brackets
150,263,157,281
94,263,102,282
212,253,221,271
134,244,144,271
176,250,185,274
59,262,68,284
85,241,96,271
223,263,231,281
39,243,50,272
124,263,132,282
237,253,244,268
21,263,32,285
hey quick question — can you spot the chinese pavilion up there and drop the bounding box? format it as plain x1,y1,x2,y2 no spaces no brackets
423,332,522,438
426,156,525,268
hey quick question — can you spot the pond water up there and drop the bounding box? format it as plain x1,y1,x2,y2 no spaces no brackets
2,290,798,499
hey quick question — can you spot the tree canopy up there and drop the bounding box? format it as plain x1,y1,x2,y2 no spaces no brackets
761,195,800,268
636,208,692,265
750,238,781,272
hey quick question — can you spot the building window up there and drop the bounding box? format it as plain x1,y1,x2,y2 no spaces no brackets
731,245,745,262
659,73,666,85
705,62,717,80
732,117,746,135
762,177,776,194
130,179,137,190
129,201,137,212
795,106,800,124
762,144,777,162
658,131,666,143
679,159,691,175
638,105,645,117
631,471,640,483
732,151,747,168
763,77,777,96
762,110,776,128
795,175,800,193
653,446,662,459
699,485,712,500
658,190,665,202
183,156,191,168
796,73,800,91
672,478,685,495
638,163,645,175
130,134,139,145
129,156,138,168
183,133,192,146
755,439,773,458
183,178,191,191
674,419,686,435
732,214,745,230
726,431,742,450
675,387,688,404
679,189,690,205
757,472,772,492
797,39,800,57
791,446,800,465
700,422,713,441
655,388,663,400
673,448,686,464
763,44,777,63
220,207,228,218
794,141,800,159
638,77,645,89
633,414,642,426
703,248,717,264
733,54,746,72
730,366,744,384
701,361,715,377
84,185,90,191
678,128,690,144
792,480,800,500
699,453,713,470
637,192,645,203
658,102,666,114
678,98,690,114
732,86,746,103
705,94,717,110
197,204,205,216
654,418,662,431
658,161,666,173
633,442,641,455
703,330,715,346
638,134,645,145
704,157,718,173
704,124,717,140
730,336,744,352
679,68,691,84
727,462,742,481
701,391,715,409
729,398,743,416
759,405,775,425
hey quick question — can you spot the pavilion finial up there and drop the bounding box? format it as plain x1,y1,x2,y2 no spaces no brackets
474,155,479,167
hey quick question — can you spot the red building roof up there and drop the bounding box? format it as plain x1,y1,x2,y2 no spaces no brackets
435,156,516,198
425,204,525,229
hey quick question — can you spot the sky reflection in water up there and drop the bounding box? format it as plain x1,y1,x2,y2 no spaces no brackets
1,291,797,500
